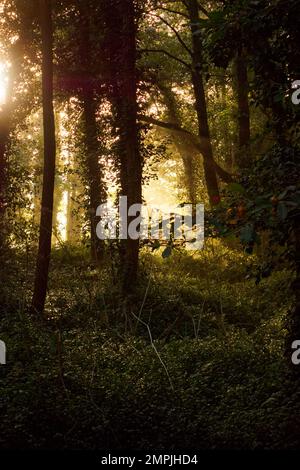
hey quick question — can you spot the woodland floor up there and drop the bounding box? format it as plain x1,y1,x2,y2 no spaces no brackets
0,241,300,449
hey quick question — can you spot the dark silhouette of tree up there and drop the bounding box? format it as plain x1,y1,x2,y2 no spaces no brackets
78,3,106,263
103,0,142,291
32,0,56,314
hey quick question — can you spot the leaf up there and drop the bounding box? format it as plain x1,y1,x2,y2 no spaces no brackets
227,183,245,194
162,246,172,259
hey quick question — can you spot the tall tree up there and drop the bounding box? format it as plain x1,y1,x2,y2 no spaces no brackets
186,0,220,206
32,0,56,314
78,3,106,262
103,0,142,291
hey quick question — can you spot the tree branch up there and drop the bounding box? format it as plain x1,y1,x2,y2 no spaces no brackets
197,2,209,17
139,114,235,182
156,6,189,19
148,12,193,56
139,114,194,136
140,48,191,69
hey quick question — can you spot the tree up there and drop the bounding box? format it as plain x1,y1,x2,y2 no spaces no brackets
186,0,220,206
141,0,232,206
155,80,198,204
31,0,56,314
103,0,142,291
78,3,106,262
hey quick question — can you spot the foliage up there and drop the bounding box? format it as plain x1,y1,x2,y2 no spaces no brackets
0,244,297,450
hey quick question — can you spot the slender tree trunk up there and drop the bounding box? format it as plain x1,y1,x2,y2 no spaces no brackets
187,0,220,206
104,0,142,292
32,0,56,314
235,51,251,168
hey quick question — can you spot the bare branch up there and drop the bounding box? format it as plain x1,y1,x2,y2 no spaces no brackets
140,48,191,69
139,114,235,183
197,2,209,17
156,6,189,19
139,114,194,135
149,12,193,56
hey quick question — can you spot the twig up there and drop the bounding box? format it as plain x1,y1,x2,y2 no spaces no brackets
131,310,174,391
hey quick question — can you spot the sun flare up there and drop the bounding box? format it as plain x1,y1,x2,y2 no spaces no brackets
0,63,8,105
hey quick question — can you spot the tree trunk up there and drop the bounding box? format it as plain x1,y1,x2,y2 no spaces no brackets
104,0,142,292
187,0,220,206
82,91,106,262
31,0,56,314
235,51,251,168
79,5,106,263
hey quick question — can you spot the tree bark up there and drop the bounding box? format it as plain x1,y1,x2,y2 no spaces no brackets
82,90,106,262
32,0,56,314
187,0,220,206
104,0,142,292
79,4,106,263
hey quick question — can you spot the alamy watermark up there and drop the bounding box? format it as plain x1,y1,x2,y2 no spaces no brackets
0,340,6,365
96,196,204,250
291,80,300,105
291,340,300,365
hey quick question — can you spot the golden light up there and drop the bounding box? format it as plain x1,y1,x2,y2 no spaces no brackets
0,63,8,105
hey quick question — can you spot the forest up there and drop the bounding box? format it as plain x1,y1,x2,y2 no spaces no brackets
0,0,300,452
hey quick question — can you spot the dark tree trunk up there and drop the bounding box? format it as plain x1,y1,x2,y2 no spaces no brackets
235,51,251,168
82,90,106,262
187,0,220,206
79,5,106,263
31,0,56,314
104,0,142,292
